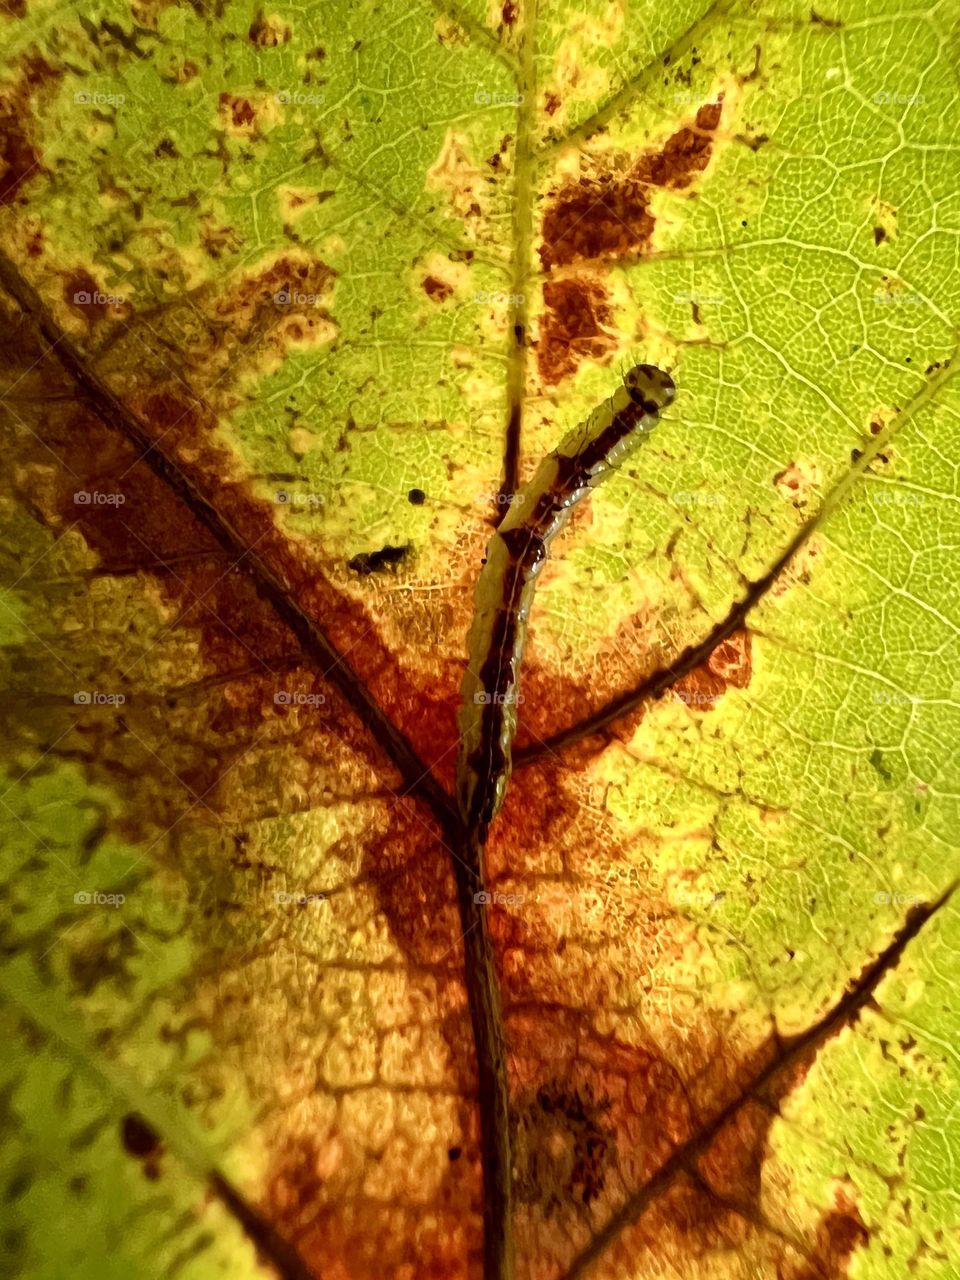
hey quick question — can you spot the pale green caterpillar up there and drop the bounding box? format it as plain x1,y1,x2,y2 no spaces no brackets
456,363,676,835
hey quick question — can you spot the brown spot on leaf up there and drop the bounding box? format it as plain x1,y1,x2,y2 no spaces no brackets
774,459,822,506
248,10,291,45
707,629,752,689
501,0,517,25
220,92,256,128
423,275,453,302
666,630,752,713
787,1187,869,1279
810,8,843,27
121,1112,161,1157
539,99,723,273
536,277,616,385
634,98,724,189
540,170,655,271
120,1113,163,1180
0,122,42,205
0,55,61,206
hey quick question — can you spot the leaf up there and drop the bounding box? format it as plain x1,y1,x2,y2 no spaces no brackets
0,2,958,1280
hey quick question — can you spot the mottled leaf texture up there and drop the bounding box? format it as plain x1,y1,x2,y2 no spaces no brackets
0,2,958,1280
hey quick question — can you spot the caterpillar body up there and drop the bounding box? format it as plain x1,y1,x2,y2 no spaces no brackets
456,363,676,835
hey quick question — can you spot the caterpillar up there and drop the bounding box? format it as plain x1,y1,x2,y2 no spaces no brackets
456,362,676,836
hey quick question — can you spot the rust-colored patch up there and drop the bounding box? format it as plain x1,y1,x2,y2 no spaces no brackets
786,1187,869,1280
539,99,723,273
539,171,655,271
774,459,822,506
423,274,453,302
536,99,723,383
2,0,26,16
536,277,617,385
248,11,292,45
669,630,752,712
635,99,724,189
501,0,517,25
263,1130,476,1279
509,1009,695,1231
544,92,561,116
0,118,42,206
0,55,62,206
707,629,752,689
220,92,255,128
62,269,128,326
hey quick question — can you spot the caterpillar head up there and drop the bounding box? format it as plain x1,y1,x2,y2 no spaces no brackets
623,364,676,415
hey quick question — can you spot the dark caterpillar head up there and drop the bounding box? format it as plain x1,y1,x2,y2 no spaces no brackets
623,364,676,415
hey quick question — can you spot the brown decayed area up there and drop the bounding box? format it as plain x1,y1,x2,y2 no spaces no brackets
537,99,725,387
537,278,617,385
539,100,724,273
0,294,482,1277
0,54,61,206
784,1188,868,1280
423,274,454,302
672,628,753,709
